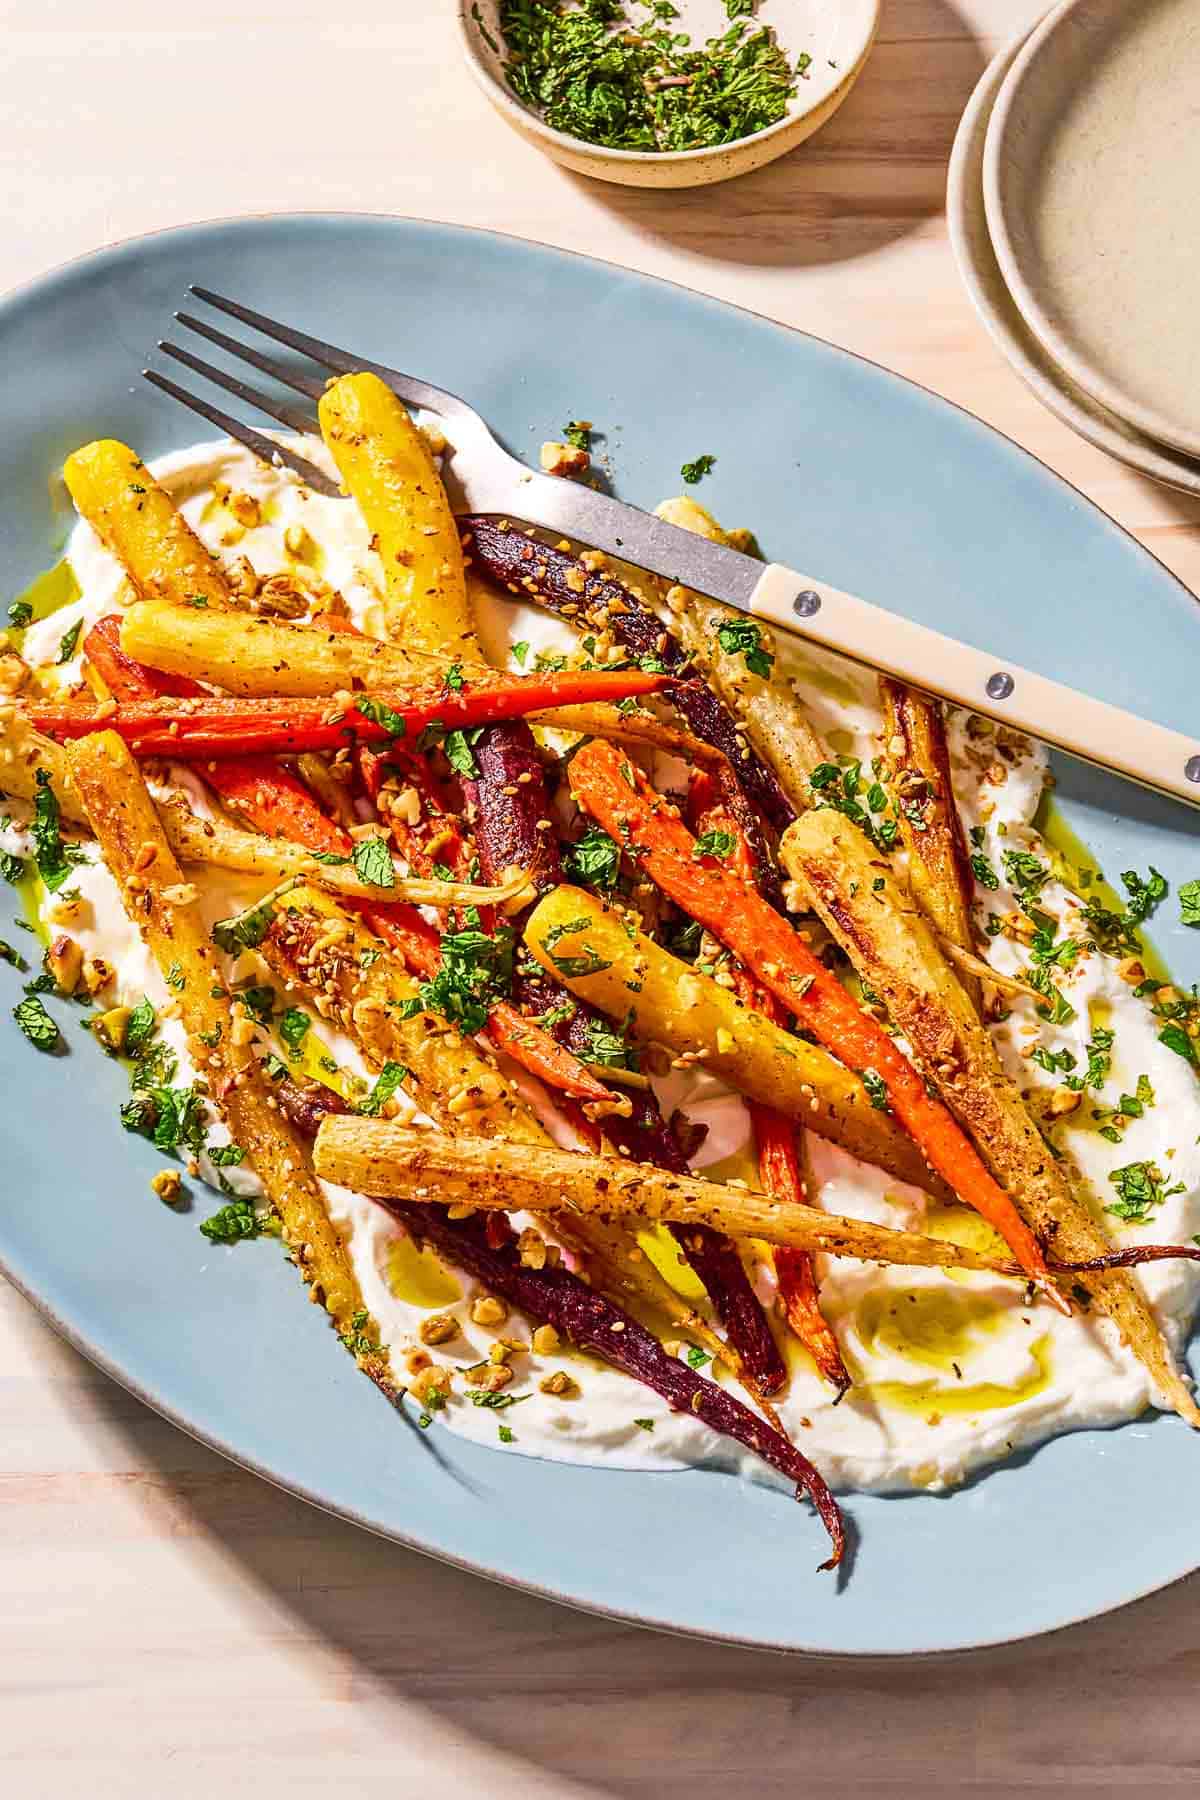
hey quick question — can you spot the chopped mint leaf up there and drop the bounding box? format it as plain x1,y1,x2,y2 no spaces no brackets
680,453,716,484
199,1198,261,1243
862,1068,890,1111
352,835,395,889
13,993,61,1052
355,695,408,739
564,827,620,891
716,618,773,679
124,996,157,1057
358,1060,409,1116
443,728,481,779
56,620,82,663
693,828,735,862
279,1008,312,1056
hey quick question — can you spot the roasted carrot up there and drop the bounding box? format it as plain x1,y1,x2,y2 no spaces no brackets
688,768,851,1394
28,666,676,757
84,614,204,701
569,739,1055,1296
85,615,353,846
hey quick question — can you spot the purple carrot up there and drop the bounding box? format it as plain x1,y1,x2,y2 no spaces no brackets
388,1200,844,1569
461,514,792,848
459,734,788,1392
461,722,563,894
511,968,788,1397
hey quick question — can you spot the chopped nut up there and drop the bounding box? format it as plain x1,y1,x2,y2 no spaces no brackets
1046,1088,1082,1118
225,554,260,599
0,651,29,695
517,1227,548,1270
81,956,114,998
472,1362,513,1393
256,573,309,619
91,1005,132,1053
531,1323,560,1356
540,1371,578,1398
46,934,82,995
162,882,199,907
389,784,421,827
471,1294,508,1327
409,1364,452,1404
283,522,315,562
1001,910,1037,945
226,490,262,528
539,440,590,479
133,840,159,872
405,1348,431,1375
1117,957,1146,986
419,1311,460,1346
151,1169,182,1206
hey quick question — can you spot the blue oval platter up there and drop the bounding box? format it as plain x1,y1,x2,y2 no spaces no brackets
3,214,1199,1655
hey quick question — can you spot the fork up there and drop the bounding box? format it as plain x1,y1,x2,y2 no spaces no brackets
145,288,1200,811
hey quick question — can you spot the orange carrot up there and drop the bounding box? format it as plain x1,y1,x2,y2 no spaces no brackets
752,1107,851,1397
30,666,676,757
85,614,202,701
688,768,852,1393
570,739,1055,1295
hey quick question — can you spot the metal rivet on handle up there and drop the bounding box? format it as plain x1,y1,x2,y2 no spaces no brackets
986,671,1015,701
1186,755,1200,785
793,590,821,619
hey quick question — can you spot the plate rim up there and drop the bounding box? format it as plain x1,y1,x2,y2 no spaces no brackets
946,17,1200,498
982,0,1200,463
3,208,1200,1658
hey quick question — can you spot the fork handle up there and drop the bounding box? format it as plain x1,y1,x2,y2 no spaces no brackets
747,563,1200,810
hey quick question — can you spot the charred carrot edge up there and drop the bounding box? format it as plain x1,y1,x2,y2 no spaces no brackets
26,666,676,756
688,769,852,1394
569,739,1055,1296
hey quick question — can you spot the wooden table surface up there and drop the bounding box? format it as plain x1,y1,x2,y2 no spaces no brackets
5,2,1200,1793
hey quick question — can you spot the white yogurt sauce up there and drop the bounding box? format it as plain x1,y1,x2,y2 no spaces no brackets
10,436,1198,1495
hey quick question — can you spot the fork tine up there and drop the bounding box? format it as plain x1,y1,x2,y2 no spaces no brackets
174,311,327,403
158,338,319,436
140,370,342,496
189,286,466,420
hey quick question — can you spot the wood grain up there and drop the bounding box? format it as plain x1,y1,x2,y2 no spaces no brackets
4,2,1200,1792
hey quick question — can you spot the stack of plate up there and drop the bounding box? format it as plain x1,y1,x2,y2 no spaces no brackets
949,0,1200,495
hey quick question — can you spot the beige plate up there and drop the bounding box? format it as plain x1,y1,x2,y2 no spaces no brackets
984,0,1200,462
948,14,1200,497
458,0,879,190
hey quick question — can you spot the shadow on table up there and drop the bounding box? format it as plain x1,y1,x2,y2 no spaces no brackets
78,1346,1200,1798
560,0,989,273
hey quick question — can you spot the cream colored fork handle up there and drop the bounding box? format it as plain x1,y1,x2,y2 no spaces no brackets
748,563,1200,810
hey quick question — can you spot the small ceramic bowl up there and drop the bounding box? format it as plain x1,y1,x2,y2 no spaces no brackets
457,0,879,190
984,0,1200,461
947,14,1200,497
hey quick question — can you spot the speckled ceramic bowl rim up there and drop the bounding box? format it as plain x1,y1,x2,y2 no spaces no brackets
983,0,1200,463
947,15,1200,496
455,0,880,177
4,210,1200,1660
